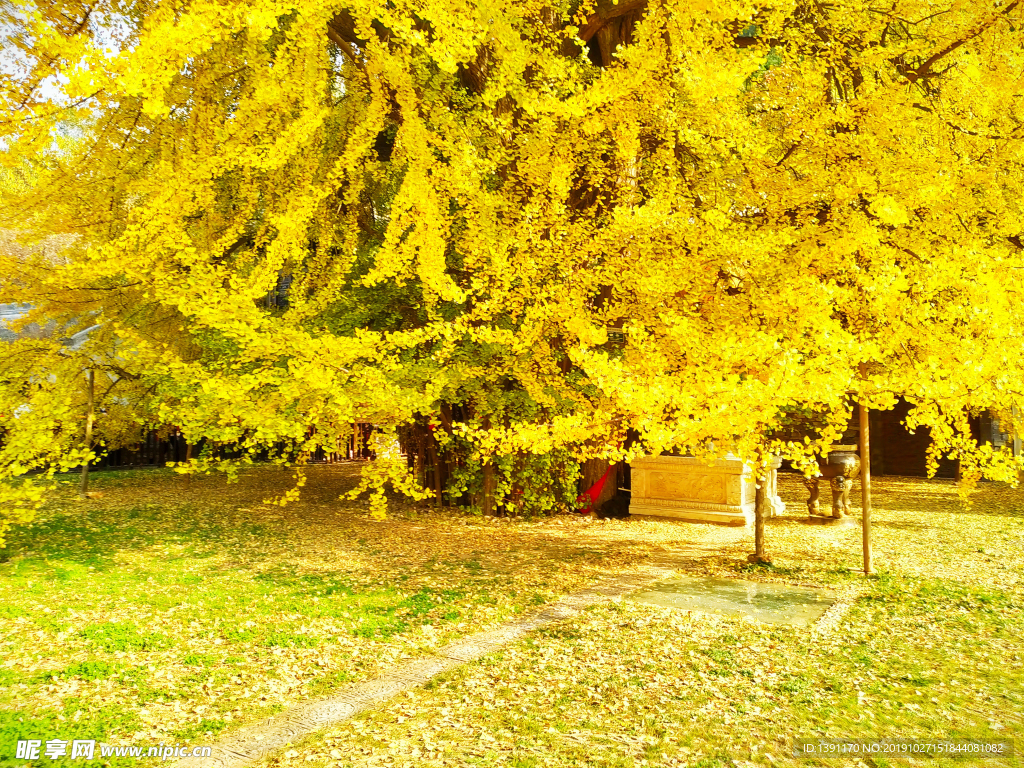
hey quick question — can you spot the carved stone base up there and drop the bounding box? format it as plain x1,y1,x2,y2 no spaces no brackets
629,455,784,526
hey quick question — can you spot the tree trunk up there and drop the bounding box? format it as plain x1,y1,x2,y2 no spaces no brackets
581,458,617,511
748,471,771,564
481,461,496,516
426,436,443,508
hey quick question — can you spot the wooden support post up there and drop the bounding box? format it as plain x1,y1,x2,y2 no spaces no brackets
859,399,875,575
79,369,95,499
754,477,766,558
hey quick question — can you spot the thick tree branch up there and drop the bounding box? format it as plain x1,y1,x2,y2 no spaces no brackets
907,1,1020,83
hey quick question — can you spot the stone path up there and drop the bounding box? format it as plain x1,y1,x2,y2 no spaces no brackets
173,562,698,768
173,523,759,768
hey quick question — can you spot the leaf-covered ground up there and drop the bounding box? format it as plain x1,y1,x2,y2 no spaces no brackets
1,467,1022,767
0,462,731,765
249,473,1021,768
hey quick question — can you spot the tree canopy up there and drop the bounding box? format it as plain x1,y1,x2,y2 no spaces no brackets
1,0,1023,538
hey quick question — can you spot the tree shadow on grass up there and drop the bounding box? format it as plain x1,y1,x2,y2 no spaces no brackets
1,505,265,571
1,464,366,571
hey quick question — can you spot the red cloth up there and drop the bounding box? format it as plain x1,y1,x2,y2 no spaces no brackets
577,463,617,513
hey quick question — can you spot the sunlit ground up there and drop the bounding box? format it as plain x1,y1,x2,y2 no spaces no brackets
1,466,1021,767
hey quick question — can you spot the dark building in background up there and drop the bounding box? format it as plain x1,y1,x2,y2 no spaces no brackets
828,400,1011,479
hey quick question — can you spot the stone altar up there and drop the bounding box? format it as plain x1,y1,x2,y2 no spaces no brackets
629,455,785,526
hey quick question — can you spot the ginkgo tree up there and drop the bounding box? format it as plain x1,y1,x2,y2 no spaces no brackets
1,0,1023,541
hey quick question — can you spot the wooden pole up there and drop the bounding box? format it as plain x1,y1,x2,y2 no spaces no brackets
859,399,875,575
79,369,95,499
755,476,766,558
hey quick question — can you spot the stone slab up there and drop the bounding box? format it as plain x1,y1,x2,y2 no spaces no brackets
628,575,835,627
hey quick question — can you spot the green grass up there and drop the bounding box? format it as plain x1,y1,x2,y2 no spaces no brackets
0,702,142,768
1,465,588,761
299,574,1021,767
12,467,1020,767
0,544,483,750
249,473,1024,768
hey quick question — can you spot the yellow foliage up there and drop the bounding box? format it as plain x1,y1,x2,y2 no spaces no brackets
1,0,1023,533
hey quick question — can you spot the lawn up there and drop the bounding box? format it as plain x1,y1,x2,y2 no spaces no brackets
1,462,722,765
248,474,1022,768
1,467,1021,767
